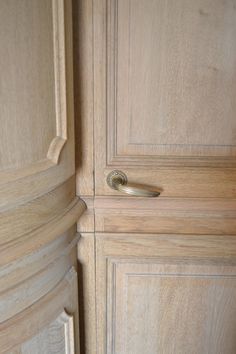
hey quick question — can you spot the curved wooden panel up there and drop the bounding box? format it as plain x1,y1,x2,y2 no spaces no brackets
0,0,67,172
0,0,75,209
0,268,78,353
21,311,75,354
96,233,236,354
0,2,81,351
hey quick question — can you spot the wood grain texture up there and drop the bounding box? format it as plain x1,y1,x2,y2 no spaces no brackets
73,0,94,196
0,1,82,352
77,234,96,354
93,0,236,198
77,197,94,232
0,0,75,211
108,0,236,160
21,311,75,354
80,196,236,235
0,268,79,354
0,0,68,170
96,233,236,354
0,230,79,323
110,262,236,354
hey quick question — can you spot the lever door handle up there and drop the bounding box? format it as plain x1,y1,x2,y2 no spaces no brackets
106,170,160,197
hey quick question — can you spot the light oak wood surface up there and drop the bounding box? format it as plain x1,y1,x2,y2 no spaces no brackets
73,0,94,197
96,233,236,354
1,268,79,354
93,0,236,198
21,311,75,354
0,1,84,353
77,234,96,354
75,0,236,353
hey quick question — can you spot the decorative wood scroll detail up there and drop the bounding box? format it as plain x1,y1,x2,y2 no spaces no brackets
47,0,68,164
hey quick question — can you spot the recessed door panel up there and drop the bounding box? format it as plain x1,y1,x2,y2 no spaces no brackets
96,233,236,354
94,0,236,197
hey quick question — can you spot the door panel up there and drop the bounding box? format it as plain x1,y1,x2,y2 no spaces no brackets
1,268,78,354
94,0,236,198
21,312,74,354
76,0,236,352
109,0,236,158
111,263,236,354
96,233,236,354
0,0,75,210
0,0,84,352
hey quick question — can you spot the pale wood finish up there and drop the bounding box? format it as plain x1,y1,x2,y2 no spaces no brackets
74,0,236,352
0,0,75,211
0,0,56,170
73,0,94,196
1,268,79,354
108,0,236,159
0,1,83,353
93,0,236,198
110,263,236,354
0,0,69,170
96,233,236,354
21,311,75,354
77,234,96,354
77,198,94,233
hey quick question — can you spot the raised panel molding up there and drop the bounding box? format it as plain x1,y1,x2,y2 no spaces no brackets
94,233,236,351
0,267,78,353
96,234,236,354
0,0,75,210
106,0,236,167
107,260,236,354
0,0,68,176
21,310,75,354
46,0,68,165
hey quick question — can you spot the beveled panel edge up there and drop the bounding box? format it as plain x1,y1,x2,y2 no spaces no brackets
0,181,86,267
0,176,75,242
0,239,75,322
0,176,86,242
96,233,236,262
105,0,236,168
0,230,79,294
0,267,77,353
47,0,68,164
80,196,236,235
55,310,75,354
0,0,70,182
0,197,85,266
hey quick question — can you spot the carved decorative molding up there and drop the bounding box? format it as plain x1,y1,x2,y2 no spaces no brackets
106,0,236,167
20,310,75,354
47,0,68,165
106,258,236,353
0,0,68,178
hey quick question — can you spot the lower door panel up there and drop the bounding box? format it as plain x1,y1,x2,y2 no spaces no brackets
96,233,236,354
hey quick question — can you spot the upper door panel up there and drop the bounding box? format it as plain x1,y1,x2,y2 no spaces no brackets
0,0,74,210
94,0,236,197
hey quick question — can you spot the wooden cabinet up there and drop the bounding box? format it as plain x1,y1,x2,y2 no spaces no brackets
0,1,85,353
75,0,236,353
96,234,236,354
1,0,236,353
93,0,236,199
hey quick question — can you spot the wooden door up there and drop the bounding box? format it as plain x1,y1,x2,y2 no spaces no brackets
76,0,236,353
0,1,85,353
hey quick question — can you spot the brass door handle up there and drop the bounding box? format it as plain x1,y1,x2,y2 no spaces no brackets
106,170,160,197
